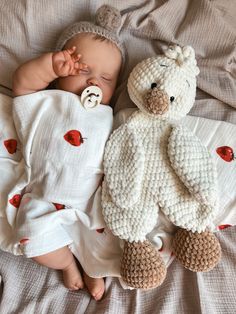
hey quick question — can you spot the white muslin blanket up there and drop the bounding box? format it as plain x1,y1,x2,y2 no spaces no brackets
0,95,236,279
0,91,120,265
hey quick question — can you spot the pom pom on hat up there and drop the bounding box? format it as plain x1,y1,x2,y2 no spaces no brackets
95,5,122,32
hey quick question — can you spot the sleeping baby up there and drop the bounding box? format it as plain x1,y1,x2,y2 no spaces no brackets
11,5,125,301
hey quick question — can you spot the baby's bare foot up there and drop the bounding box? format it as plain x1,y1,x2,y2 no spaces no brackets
63,260,84,290
84,273,105,301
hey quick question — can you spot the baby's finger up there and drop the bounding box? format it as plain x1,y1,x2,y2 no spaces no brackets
78,62,88,70
67,46,77,55
61,61,72,75
73,65,87,75
72,53,82,63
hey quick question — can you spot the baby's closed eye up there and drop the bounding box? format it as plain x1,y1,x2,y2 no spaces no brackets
101,75,112,82
80,68,90,74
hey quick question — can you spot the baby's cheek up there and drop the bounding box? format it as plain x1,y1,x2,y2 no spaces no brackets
102,85,115,105
58,76,85,95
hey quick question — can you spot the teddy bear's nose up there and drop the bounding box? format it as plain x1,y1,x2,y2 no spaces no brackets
144,87,169,115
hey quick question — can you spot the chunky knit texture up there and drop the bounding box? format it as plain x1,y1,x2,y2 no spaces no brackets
102,46,218,242
172,229,221,272
102,112,218,242
127,46,199,121
144,87,169,115
102,45,221,288
121,241,167,289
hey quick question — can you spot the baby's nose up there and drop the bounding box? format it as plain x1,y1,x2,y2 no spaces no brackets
87,77,100,87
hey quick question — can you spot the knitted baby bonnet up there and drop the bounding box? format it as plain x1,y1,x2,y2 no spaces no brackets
55,5,126,65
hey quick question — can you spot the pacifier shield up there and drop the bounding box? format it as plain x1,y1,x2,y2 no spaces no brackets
80,86,103,109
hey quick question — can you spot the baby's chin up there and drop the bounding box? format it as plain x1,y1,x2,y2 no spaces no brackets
101,99,109,105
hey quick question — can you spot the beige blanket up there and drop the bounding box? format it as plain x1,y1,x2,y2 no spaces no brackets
0,0,235,117
0,0,236,313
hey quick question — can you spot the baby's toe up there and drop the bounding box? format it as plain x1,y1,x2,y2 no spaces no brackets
69,285,79,291
93,289,104,301
83,274,105,300
75,281,84,289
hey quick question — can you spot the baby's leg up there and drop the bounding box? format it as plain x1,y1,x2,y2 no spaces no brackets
32,246,83,290
83,273,105,301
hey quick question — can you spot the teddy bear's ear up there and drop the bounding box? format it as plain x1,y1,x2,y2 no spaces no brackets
164,45,200,75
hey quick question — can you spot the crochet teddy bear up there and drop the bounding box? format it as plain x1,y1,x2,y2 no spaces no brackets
102,45,222,289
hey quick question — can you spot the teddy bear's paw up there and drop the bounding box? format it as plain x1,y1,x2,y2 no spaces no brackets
172,228,222,272
120,240,167,289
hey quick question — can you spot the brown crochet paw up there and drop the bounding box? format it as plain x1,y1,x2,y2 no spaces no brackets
172,228,221,272
121,240,167,289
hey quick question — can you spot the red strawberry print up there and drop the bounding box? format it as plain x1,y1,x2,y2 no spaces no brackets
9,194,22,208
53,203,65,210
96,228,105,234
64,130,85,146
218,224,232,230
4,139,17,154
216,146,235,162
19,238,29,245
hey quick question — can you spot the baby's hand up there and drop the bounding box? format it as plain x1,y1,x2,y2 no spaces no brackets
52,46,87,77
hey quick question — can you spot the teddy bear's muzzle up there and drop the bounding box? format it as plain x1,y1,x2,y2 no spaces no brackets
144,87,169,115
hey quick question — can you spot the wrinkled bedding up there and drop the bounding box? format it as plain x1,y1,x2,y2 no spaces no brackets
0,0,236,313
1,92,235,281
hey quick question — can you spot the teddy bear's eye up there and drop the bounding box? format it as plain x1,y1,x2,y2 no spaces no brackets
170,96,175,102
151,83,157,89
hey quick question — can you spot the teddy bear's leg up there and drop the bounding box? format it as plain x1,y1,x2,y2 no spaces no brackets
120,240,167,289
172,229,221,272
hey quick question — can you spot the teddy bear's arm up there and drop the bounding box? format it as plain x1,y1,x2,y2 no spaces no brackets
167,125,218,209
103,124,145,209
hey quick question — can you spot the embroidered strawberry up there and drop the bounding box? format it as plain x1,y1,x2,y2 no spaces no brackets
4,139,17,154
19,238,29,245
64,130,85,146
53,203,65,210
218,224,232,230
216,146,235,162
9,194,22,208
96,228,105,234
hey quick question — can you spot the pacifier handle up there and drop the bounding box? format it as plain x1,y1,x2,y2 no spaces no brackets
80,86,103,109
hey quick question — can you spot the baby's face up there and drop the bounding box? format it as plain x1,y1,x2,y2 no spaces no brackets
57,33,122,105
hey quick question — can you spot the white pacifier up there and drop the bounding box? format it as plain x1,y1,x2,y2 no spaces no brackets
80,86,103,109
